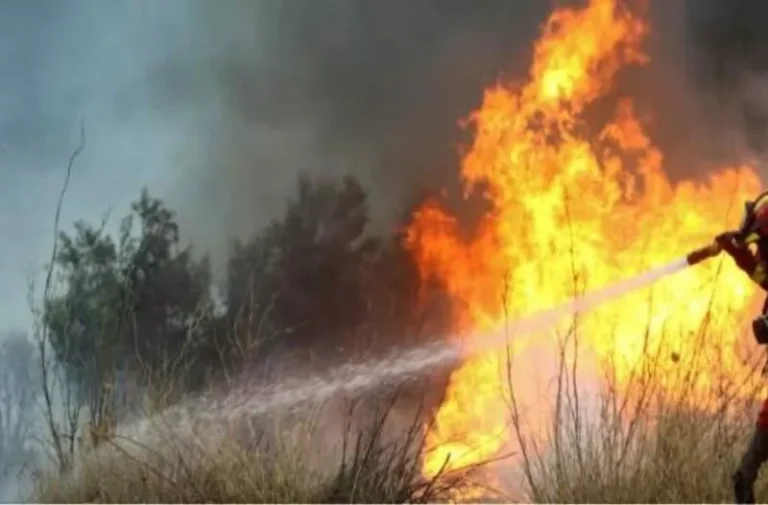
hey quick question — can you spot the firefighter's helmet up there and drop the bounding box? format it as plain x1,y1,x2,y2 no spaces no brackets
740,190,768,243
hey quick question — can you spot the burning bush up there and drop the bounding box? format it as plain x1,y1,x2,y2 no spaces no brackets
404,0,766,485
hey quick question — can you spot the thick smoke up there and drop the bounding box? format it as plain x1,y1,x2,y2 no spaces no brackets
156,0,768,265
685,0,768,155
3,0,767,298
158,0,557,265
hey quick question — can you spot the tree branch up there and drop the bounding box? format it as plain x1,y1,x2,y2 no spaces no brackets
37,117,86,473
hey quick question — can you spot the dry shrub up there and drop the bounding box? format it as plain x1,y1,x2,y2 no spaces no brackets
34,387,472,504
504,312,768,503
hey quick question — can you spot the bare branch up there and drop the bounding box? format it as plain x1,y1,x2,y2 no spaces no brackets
36,116,86,473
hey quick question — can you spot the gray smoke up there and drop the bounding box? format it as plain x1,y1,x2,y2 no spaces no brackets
2,0,764,289
684,0,768,155
155,0,557,263
156,0,768,260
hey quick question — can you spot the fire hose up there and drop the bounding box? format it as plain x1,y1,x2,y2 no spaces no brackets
685,241,724,266
687,193,768,267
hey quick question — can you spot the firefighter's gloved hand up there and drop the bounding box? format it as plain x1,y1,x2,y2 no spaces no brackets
716,231,746,259
715,231,740,248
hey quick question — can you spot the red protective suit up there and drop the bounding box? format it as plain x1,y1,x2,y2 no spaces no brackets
719,234,768,427
758,401,768,430
719,231,768,503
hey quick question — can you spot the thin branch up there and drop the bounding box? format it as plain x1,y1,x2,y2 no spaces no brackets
37,117,86,473
44,117,85,301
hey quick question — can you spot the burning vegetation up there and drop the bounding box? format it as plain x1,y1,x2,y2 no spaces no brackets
406,0,765,483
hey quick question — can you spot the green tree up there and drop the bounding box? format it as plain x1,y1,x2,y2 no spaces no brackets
44,189,214,415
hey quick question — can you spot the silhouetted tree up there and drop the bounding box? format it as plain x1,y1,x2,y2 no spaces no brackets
226,175,380,360
226,175,453,364
43,173,453,417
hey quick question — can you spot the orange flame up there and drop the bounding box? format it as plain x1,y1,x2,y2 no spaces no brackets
406,0,764,480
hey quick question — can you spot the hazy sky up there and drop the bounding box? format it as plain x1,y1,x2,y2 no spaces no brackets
0,0,764,334
0,1,202,331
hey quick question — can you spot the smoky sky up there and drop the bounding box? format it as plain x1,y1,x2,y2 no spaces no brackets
160,0,558,257
685,0,768,152
160,0,768,256
1,0,768,333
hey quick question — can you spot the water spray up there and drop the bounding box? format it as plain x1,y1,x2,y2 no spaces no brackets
81,236,733,488
114,240,731,444
264,240,728,403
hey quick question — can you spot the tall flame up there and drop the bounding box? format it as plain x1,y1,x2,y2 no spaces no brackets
406,0,764,480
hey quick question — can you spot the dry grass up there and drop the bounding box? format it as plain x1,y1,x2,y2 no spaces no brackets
36,329,768,504
501,311,768,503
35,351,768,504
518,405,767,503
33,390,473,504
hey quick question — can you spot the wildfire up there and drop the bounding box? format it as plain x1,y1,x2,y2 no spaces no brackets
406,0,764,482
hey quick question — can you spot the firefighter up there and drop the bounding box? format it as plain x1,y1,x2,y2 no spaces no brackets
716,191,768,504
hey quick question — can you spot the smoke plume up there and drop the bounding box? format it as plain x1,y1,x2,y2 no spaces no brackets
4,0,768,299
155,0,768,263
685,0,768,155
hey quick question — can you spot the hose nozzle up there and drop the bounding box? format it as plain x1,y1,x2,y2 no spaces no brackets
686,242,722,266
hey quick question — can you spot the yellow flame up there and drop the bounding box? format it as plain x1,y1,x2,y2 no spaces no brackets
406,0,764,480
